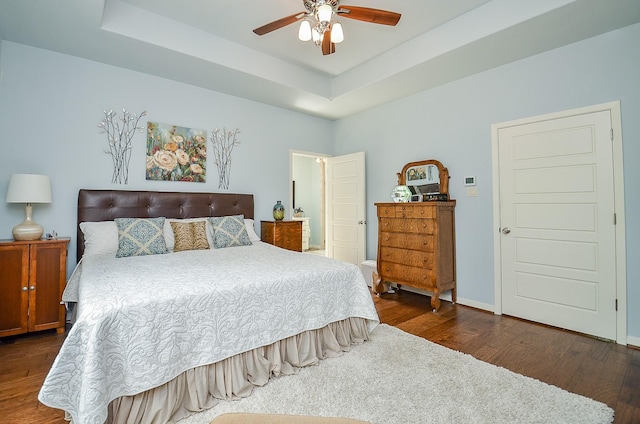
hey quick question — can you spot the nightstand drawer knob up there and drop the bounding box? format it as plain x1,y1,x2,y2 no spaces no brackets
29,285,36,290
22,287,28,292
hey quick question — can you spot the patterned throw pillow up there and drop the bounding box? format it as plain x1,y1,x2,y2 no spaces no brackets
115,217,169,258
171,221,210,252
208,215,252,248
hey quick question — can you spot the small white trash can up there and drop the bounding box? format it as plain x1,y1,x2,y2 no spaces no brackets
360,260,377,287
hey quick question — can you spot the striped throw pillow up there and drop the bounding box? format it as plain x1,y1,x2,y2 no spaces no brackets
171,221,210,252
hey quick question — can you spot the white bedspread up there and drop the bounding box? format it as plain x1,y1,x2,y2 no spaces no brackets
38,242,379,424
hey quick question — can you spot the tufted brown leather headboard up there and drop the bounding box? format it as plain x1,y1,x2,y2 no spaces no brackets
77,189,254,262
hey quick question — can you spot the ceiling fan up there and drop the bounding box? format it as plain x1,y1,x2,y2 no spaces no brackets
253,0,401,55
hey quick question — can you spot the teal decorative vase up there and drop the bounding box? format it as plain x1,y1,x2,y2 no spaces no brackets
273,200,285,221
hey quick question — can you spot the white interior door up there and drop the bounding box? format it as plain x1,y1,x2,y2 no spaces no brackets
325,152,366,266
495,109,619,340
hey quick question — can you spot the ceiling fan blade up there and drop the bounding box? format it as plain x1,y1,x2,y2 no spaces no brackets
322,27,336,55
338,6,401,26
253,12,306,36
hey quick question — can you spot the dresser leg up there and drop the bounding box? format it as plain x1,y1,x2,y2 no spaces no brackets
430,292,441,312
372,272,390,295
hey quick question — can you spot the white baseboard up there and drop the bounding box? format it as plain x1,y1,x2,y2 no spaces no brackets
627,335,640,348
455,297,494,313
386,284,494,313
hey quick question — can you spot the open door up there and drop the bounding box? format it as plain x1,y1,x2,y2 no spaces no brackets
325,152,366,266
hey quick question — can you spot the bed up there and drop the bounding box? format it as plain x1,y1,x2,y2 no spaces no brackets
38,189,379,424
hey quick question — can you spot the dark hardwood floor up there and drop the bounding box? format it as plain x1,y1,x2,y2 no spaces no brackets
1,291,638,423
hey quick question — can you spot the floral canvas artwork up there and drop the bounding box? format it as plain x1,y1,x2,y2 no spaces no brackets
146,122,207,182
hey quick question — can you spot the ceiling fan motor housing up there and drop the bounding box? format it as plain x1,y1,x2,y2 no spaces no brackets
303,0,340,15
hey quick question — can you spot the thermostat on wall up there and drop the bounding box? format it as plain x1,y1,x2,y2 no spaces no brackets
464,176,476,186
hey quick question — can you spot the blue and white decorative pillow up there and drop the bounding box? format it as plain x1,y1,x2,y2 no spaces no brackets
115,217,169,258
208,215,252,248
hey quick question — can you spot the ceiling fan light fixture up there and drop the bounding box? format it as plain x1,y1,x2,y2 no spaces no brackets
317,4,333,23
312,27,322,45
298,19,312,41
330,22,343,43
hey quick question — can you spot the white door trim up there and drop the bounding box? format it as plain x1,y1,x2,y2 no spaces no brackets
491,101,627,344
289,149,330,243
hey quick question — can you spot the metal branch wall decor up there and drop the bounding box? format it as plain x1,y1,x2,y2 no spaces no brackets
98,109,146,184
209,128,240,190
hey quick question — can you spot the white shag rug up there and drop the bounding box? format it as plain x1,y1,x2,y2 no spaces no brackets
178,324,614,424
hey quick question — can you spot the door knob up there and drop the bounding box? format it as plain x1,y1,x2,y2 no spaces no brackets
501,227,511,234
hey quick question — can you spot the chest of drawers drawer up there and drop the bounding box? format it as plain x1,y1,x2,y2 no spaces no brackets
377,261,434,290
379,232,434,252
379,246,434,269
377,204,436,219
378,217,434,234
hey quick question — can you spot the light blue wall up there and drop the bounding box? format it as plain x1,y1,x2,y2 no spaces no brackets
1,22,638,339
334,23,640,338
0,41,333,272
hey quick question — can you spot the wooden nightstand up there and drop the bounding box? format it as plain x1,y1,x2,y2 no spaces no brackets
0,238,70,337
260,220,302,252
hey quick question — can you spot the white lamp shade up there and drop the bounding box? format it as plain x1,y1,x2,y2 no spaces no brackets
298,20,312,41
6,174,52,204
6,174,51,240
331,22,344,43
317,4,332,22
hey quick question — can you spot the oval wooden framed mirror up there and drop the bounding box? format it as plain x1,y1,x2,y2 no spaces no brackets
397,159,450,199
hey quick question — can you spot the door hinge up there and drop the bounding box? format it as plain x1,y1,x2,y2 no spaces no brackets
610,128,614,141
615,299,618,311
614,213,617,225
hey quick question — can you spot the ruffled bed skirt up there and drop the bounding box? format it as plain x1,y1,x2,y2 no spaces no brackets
93,318,371,424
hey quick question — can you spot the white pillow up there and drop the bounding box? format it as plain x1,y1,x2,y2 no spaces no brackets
244,218,260,242
164,218,214,251
79,221,118,257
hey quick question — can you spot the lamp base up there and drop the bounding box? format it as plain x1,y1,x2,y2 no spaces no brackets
12,204,44,240
13,222,44,241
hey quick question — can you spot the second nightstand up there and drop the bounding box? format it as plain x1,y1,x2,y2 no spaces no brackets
292,217,311,251
260,220,302,252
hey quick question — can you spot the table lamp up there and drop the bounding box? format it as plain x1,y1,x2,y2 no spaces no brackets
6,174,52,240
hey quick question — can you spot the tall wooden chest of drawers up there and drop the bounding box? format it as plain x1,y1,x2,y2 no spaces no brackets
373,201,456,311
